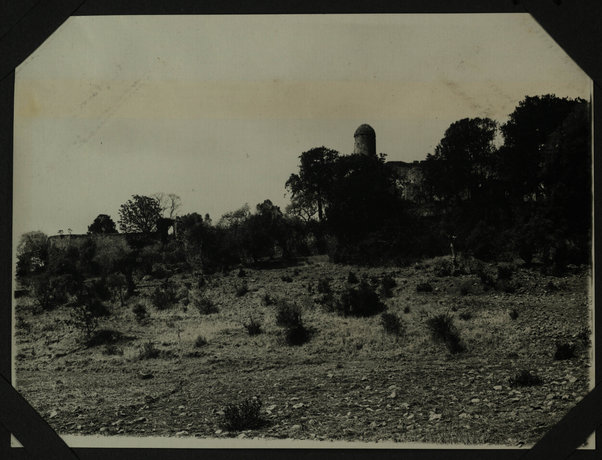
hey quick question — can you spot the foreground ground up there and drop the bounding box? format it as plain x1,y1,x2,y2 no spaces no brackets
14,256,593,446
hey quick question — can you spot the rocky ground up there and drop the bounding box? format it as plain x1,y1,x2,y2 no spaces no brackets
14,256,593,446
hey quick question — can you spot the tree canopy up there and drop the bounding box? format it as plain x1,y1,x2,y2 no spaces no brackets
88,214,117,234
118,195,163,233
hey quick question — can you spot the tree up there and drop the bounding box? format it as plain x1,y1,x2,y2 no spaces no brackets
118,195,162,233
88,214,117,234
16,231,49,279
286,147,339,222
422,117,498,204
499,94,584,203
152,192,182,219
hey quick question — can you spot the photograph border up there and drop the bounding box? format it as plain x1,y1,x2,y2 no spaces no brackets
1,1,600,459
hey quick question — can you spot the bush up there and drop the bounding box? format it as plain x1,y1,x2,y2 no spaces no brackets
29,274,74,311
335,281,386,317
87,328,122,347
458,311,472,321
458,280,475,296
67,287,110,341
554,342,576,360
222,397,264,431
235,281,249,297
285,323,310,346
132,303,149,323
102,344,123,356
138,341,161,360
238,267,247,278
176,286,190,306
275,301,303,328
244,317,263,336
416,282,433,293
150,279,177,310
425,313,465,354
496,262,516,280
380,312,404,336
261,292,275,306
509,308,519,320
381,274,396,298
106,273,128,306
403,305,411,314
347,271,359,284
432,257,454,277
281,275,293,283
317,278,332,294
509,369,543,387
192,292,219,315
194,335,208,347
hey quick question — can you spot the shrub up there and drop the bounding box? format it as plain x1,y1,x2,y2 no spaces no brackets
222,397,264,431
29,274,73,311
416,282,433,293
458,280,474,296
509,308,519,320
425,313,465,354
458,311,472,321
238,267,247,278
554,342,576,360
192,292,219,315
132,303,149,323
261,292,275,306
381,274,397,298
106,273,128,306
67,288,110,341
509,369,543,387
150,279,177,310
244,317,263,336
102,344,124,355
138,341,161,360
347,271,359,284
151,263,169,279
403,305,411,314
194,335,208,347
281,275,293,283
275,301,302,328
235,281,249,297
176,286,190,306
87,328,122,347
285,323,310,346
335,281,386,317
475,263,497,289
496,262,516,280
432,257,454,277
317,278,332,294
380,312,404,336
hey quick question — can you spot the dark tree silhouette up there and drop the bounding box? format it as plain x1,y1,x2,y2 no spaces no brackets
118,195,162,233
88,214,117,234
286,147,339,222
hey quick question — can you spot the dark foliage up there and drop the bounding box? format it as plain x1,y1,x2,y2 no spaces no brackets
335,281,386,317
380,312,404,336
509,308,519,320
244,317,263,336
381,274,396,297
222,397,264,431
275,301,303,328
554,342,576,360
425,313,465,354
194,335,208,347
88,214,117,234
347,271,359,284
416,282,433,293
509,369,543,387
150,279,177,310
132,303,149,323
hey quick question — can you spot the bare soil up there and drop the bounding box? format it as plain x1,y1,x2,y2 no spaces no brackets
14,256,592,446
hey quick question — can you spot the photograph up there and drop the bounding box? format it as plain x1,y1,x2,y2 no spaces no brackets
11,13,593,449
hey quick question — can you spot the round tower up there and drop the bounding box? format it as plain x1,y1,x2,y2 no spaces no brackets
353,124,376,156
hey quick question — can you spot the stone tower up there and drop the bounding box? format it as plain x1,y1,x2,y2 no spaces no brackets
353,123,376,156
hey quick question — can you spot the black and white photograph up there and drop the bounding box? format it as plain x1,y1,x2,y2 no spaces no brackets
11,13,594,449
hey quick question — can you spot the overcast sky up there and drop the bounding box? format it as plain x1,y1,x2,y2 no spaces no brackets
13,14,590,240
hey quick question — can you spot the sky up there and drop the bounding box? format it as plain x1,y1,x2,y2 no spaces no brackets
13,14,591,240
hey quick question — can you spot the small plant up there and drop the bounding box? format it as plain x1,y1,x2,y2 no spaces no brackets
106,273,128,306
87,328,122,347
458,280,474,296
194,335,208,348
138,341,161,360
458,311,473,321
222,396,264,431
554,342,576,360
496,262,515,280
238,267,247,278
150,279,177,310
347,271,359,284
261,292,275,306
281,275,293,283
416,282,433,293
432,257,454,277
509,369,543,387
67,288,110,342
235,281,249,297
317,278,332,294
132,303,149,324
380,312,404,336
102,344,124,356
425,313,465,354
335,281,386,317
381,274,397,298
176,286,190,306
244,316,263,336
285,323,310,346
275,301,302,328
509,308,519,320
403,305,411,314
192,292,219,315
576,327,591,346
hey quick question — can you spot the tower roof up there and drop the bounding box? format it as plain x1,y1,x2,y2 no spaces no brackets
354,124,375,137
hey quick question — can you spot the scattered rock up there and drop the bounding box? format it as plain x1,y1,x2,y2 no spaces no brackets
291,425,302,431
470,398,480,404
292,403,304,409
493,385,503,391
176,430,189,437
49,410,58,419
429,413,442,421
388,391,397,399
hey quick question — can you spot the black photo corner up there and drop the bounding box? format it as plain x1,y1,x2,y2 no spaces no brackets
0,1,601,459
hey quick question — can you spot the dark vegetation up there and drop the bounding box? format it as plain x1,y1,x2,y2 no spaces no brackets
222,397,264,431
